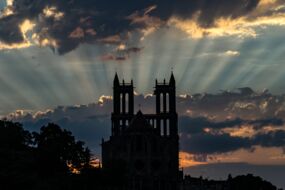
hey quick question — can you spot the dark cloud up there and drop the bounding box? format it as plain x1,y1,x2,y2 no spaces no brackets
253,130,285,148
179,116,283,134
179,115,284,154
180,132,251,154
0,0,262,54
3,98,114,154
149,0,259,27
0,15,24,44
185,87,285,120
179,116,285,154
4,88,285,156
178,89,285,154
0,86,281,157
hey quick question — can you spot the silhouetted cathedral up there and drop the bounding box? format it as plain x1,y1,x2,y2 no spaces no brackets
102,73,179,190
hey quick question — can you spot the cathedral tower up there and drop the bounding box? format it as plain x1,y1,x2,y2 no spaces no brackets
102,73,179,190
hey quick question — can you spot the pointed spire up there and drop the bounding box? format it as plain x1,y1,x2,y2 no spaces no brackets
114,72,119,86
170,71,175,85
137,109,143,116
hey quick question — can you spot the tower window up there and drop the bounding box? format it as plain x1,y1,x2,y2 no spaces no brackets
160,93,163,113
160,120,164,136
126,93,129,113
166,119,170,136
166,93,169,112
120,93,123,113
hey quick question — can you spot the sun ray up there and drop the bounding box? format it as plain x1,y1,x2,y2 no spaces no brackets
187,39,217,92
199,39,244,92
0,54,43,110
221,39,264,89
139,28,167,92
64,49,99,104
241,34,285,91
262,47,285,91
178,38,208,92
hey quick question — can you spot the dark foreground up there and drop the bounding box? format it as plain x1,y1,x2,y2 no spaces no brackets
0,120,282,190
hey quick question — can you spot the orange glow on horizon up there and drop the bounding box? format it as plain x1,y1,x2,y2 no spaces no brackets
179,152,207,168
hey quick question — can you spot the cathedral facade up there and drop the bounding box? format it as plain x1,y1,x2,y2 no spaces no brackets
102,73,179,190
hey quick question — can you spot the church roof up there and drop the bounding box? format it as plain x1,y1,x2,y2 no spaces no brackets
127,110,153,132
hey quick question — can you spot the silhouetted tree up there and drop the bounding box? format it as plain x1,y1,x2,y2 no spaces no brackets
227,174,233,181
0,120,32,149
33,123,91,176
228,174,277,190
0,120,35,190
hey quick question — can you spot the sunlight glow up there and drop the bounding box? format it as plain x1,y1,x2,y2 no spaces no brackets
20,20,36,37
0,19,35,50
180,152,207,168
0,1,285,114
180,146,285,168
170,0,285,39
6,0,13,6
43,6,64,20
0,2,13,17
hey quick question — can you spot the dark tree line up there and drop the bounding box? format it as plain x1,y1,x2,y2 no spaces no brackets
0,120,92,190
33,123,90,176
0,120,128,190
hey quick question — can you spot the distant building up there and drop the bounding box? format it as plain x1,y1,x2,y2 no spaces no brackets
181,174,279,190
102,73,179,190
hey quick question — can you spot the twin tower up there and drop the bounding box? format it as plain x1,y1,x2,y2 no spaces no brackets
102,73,179,190
112,73,177,137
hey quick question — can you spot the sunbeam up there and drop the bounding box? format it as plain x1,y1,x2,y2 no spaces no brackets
1,0,285,189
178,38,208,92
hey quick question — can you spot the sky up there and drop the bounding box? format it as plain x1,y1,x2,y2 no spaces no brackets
0,0,285,188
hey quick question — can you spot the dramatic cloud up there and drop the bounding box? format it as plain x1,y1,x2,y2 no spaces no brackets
3,88,285,156
180,132,251,154
3,88,285,186
0,0,284,54
183,87,285,120
179,116,283,134
171,0,285,38
179,118,285,154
